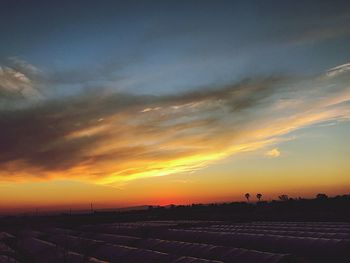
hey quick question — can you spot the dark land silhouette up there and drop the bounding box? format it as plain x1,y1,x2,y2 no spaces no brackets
0,194,349,263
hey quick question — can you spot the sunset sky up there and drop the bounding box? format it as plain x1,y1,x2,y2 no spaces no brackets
0,0,350,213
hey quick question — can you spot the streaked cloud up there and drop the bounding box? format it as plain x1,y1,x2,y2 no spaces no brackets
0,60,349,185
326,63,350,77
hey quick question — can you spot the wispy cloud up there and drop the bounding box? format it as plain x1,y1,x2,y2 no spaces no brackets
265,148,281,158
0,61,349,184
326,63,350,77
0,65,42,108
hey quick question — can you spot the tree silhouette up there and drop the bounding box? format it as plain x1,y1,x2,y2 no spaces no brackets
278,195,289,201
256,193,262,201
316,193,328,199
245,193,250,202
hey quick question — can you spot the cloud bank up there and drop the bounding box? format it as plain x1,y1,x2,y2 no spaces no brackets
0,61,349,184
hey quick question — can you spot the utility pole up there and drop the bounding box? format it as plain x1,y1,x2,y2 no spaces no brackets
91,203,93,214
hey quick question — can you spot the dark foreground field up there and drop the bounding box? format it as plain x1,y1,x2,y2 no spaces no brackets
1,220,350,263
1,196,349,263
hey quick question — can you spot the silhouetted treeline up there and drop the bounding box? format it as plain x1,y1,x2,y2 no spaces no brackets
0,194,349,231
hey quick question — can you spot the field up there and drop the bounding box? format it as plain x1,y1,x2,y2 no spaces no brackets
1,220,350,263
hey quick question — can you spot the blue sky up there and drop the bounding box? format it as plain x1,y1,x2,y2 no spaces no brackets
1,0,350,96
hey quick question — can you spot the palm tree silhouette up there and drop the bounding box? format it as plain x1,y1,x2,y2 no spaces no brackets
256,193,262,201
245,193,250,202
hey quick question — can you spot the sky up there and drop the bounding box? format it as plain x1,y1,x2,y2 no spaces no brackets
0,0,350,213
